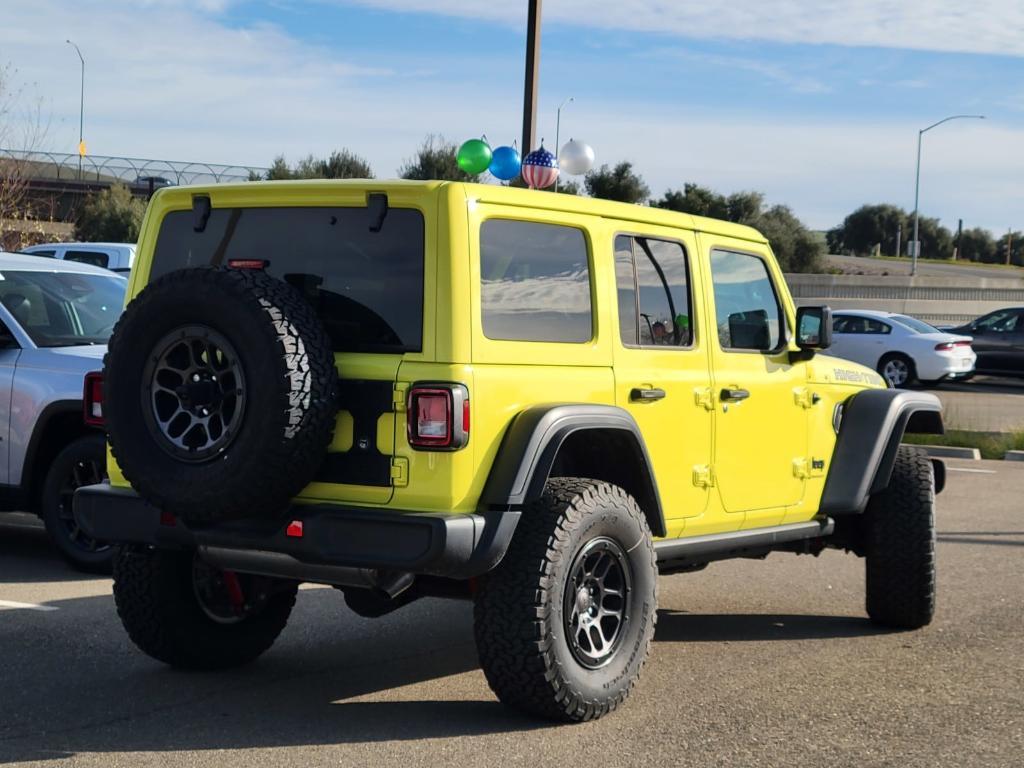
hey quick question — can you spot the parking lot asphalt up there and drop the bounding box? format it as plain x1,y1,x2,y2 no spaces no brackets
1,461,1022,768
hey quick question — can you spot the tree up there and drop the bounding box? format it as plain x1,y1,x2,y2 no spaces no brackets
74,183,146,242
957,227,996,263
826,204,907,257
399,135,478,181
0,63,48,250
261,149,373,180
584,162,649,204
653,182,824,273
996,231,1024,266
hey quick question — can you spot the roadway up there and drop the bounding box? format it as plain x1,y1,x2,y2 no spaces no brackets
828,254,1024,281
1,461,1022,767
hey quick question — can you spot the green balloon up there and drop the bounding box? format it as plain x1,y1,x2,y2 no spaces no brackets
457,138,492,175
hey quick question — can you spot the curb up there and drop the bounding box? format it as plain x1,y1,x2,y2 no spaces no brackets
917,445,982,460
1004,450,1024,462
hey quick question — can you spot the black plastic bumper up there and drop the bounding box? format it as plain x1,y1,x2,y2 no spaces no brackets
74,483,520,580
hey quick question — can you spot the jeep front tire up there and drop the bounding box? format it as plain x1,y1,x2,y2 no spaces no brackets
865,446,936,629
473,478,658,722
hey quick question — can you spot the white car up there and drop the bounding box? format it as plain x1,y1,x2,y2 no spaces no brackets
830,310,976,387
20,242,135,274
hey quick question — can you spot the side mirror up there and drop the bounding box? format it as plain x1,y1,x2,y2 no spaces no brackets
793,306,832,359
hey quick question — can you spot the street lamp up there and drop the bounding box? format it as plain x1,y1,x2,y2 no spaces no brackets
911,114,985,275
554,96,573,192
66,39,85,180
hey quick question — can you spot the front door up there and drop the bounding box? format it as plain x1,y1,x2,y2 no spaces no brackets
970,309,1024,373
702,241,808,521
612,232,712,534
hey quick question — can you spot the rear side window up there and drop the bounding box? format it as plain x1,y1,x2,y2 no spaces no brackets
615,235,692,347
151,207,425,353
834,316,891,334
66,250,109,268
479,219,592,343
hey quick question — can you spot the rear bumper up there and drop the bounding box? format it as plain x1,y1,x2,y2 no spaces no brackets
73,483,519,581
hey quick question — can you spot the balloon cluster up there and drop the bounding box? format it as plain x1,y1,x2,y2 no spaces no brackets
457,136,595,189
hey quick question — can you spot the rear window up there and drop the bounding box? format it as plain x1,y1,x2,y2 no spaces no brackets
479,219,592,343
151,207,424,353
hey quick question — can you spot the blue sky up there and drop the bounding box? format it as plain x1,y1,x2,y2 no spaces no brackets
3,0,1022,233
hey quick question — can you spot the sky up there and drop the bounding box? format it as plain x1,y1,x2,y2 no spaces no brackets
2,0,1022,233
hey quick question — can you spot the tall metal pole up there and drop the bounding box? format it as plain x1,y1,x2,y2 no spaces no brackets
554,96,573,192
521,0,542,157
66,40,85,180
911,114,984,276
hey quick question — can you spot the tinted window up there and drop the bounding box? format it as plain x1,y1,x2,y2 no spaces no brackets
0,270,126,347
152,207,424,353
834,315,891,334
891,315,936,334
615,235,691,347
710,249,784,351
66,250,109,268
480,219,591,343
24,249,56,258
975,309,1021,333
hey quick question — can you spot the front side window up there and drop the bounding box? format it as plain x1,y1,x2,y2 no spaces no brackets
615,235,692,347
151,207,425,353
976,309,1021,334
480,219,592,343
0,270,126,347
710,249,784,351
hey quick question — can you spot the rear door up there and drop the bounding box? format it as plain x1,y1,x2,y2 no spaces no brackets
146,191,433,505
611,228,713,535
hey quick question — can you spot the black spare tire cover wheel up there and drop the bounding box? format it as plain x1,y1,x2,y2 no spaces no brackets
104,267,338,524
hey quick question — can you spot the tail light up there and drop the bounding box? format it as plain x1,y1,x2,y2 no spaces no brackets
227,259,269,270
935,341,972,351
83,371,104,427
406,383,469,450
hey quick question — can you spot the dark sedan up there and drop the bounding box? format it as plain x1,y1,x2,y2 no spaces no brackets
946,307,1024,376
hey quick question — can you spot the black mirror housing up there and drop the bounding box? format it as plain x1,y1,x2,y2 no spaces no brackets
794,305,832,356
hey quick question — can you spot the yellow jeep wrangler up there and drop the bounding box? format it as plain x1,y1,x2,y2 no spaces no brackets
76,180,944,722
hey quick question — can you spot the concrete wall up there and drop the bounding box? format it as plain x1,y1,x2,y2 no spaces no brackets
784,273,1024,324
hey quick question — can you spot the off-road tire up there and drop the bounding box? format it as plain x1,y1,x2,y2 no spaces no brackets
865,446,936,629
40,434,112,574
113,545,297,669
104,267,337,523
473,478,658,722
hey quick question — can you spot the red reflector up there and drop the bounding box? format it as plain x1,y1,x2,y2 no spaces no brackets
159,511,177,527
408,388,452,448
286,520,304,538
227,259,268,270
463,397,470,435
83,371,104,427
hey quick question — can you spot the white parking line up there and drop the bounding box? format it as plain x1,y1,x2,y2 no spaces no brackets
947,467,997,474
0,600,58,612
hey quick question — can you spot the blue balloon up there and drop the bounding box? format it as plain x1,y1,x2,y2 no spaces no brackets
488,145,521,181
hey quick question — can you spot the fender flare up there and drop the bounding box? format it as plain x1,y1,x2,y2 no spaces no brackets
479,404,667,537
819,388,943,515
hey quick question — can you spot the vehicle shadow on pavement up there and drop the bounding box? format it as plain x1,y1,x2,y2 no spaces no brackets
0,518,108,584
0,588,551,763
654,610,890,642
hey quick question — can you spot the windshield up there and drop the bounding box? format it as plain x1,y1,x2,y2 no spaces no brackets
891,314,939,334
0,270,126,347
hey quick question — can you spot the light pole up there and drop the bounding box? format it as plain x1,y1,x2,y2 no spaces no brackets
66,39,85,180
911,114,984,275
554,96,573,192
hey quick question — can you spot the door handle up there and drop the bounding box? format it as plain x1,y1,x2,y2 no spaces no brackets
630,387,666,402
720,387,750,402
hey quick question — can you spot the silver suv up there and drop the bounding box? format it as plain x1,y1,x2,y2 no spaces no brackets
0,252,126,571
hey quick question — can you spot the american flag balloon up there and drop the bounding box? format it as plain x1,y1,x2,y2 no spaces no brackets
521,146,559,189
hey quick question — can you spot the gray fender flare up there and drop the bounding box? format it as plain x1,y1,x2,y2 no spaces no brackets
479,404,667,537
819,388,944,515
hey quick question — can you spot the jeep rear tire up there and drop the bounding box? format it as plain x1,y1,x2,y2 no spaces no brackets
104,267,337,523
113,545,298,669
473,478,658,722
865,446,936,629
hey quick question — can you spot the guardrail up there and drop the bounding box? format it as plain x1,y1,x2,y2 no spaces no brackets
0,148,268,186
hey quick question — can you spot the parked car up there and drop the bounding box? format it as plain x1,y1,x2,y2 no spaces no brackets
20,242,135,274
829,309,975,387
945,308,1024,378
77,180,943,722
0,253,127,571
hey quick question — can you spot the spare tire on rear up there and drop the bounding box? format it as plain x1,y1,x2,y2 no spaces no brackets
105,267,337,524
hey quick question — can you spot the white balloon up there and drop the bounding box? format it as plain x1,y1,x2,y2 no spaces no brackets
558,139,595,175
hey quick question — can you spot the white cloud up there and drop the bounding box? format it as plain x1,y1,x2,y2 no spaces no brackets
342,1,1024,58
